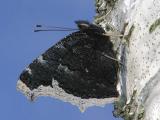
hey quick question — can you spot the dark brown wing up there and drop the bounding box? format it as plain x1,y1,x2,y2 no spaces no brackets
19,31,119,99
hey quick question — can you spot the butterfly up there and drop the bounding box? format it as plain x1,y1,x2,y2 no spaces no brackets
17,20,119,111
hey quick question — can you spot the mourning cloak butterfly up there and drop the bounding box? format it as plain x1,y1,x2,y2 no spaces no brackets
17,20,119,111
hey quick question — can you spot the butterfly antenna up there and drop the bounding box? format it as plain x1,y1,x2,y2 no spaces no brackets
34,24,78,32
34,29,78,32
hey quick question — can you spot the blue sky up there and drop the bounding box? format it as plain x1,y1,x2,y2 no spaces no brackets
0,0,122,120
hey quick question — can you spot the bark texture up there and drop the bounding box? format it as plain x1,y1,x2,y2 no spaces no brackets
95,0,160,119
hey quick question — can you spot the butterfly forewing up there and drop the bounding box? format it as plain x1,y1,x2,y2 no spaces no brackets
19,30,119,99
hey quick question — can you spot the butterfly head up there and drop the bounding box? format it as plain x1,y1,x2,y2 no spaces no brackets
75,20,105,35
75,20,91,30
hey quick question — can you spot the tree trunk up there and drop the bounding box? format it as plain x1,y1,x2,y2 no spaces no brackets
95,0,160,119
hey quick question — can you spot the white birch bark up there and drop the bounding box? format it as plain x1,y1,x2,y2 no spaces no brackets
95,0,160,119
